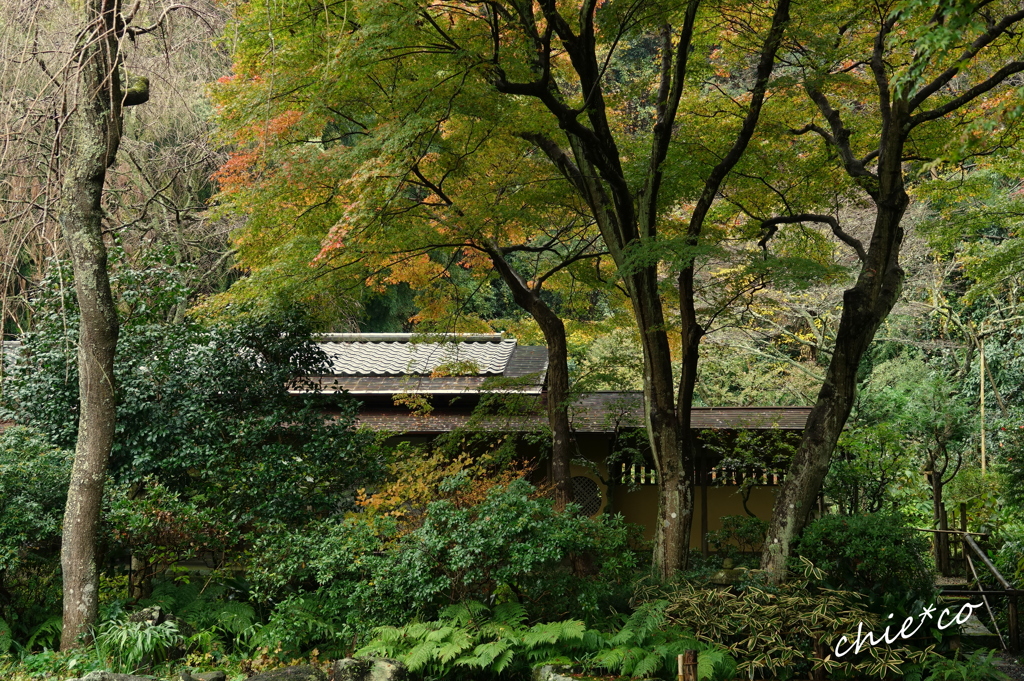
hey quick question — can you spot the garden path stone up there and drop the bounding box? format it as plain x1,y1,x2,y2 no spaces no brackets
333,657,407,681
246,665,327,681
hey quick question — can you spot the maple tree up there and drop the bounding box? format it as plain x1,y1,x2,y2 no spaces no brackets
213,0,796,576
743,0,1024,573
212,8,618,510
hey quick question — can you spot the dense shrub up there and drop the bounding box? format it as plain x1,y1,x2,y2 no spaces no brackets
707,515,767,565
0,427,71,651
247,478,642,655
646,558,934,680
994,522,1024,584
1,256,385,652
3,254,382,524
794,511,935,606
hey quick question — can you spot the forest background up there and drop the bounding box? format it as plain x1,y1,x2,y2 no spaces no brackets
2,0,1024,679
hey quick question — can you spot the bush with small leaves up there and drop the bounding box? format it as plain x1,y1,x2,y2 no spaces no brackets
794,511,935,607
246,478,642,656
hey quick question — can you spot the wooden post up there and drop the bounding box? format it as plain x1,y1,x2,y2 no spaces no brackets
939,507,950,576
1010,593,1020,653
960,502,967,533
681,650,697,681
701,460,709,558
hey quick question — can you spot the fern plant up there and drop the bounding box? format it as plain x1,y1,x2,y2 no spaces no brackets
584,600,733,680
22,616,62,654
358,599,733,679
142,579,258,654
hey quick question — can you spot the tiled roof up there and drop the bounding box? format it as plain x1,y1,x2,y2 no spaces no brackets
504,345,548,378
305,333,548,395
567,393,811,431
318,333,517,376
355,392,812,433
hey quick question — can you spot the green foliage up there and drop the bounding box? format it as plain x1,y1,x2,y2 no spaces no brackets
252,590,353,659
643,557,934,680
585,600,734,680
3,648,100,679
359,599,734,680
0,427,70,651
994,521,1024,586
4,253,381,526
106,481,235,574
3,252,385,597
142,580,258,651
707,515,768,564
246,478,641,655
997,424,1024,511
93,617,183,673
826,423,916,515
0,617,11,654
0,427,69,576
795,512,935,607
21,617,62,654
907,649,1011,681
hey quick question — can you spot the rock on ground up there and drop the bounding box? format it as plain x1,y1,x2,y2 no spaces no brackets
246,665,328,681
333,658,407,681
67,673,159,681
531,665,577,681
180,672,227,681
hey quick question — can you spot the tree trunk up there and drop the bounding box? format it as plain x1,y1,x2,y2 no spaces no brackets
630,265,695,578
485,248,574,510
59,0,125,648
761,127,908,576
500,0,789,579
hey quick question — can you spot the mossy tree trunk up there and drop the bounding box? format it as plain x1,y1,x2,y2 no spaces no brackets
59,0,146,648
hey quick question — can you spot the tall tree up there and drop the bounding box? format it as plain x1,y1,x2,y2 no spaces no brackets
213,87,606,508
759,0,1024,573
58,0,153,648
213,0,793,577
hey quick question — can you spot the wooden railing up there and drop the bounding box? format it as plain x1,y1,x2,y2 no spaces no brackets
921,526,1020,652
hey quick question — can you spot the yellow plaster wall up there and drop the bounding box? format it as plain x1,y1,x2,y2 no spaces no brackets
611,484,777,547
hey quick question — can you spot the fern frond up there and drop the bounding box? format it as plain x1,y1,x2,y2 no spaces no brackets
404,641,437,671
493,601,526,627
631,651,663,678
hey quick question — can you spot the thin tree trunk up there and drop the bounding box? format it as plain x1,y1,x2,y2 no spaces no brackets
628,264,695,577
485,247,574,509
59,0,126,648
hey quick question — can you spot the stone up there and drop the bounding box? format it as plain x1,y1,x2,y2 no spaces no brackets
124,604,195,662
531,664,577,681
67,672,158,681
180,672,226,681
333,658,407,681
247,665,328,681
127,606,164,626
193,673,227,681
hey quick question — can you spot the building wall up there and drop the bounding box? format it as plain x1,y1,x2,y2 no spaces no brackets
570,433,780,549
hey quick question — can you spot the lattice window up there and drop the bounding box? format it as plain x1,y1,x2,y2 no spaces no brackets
571,476,603,516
